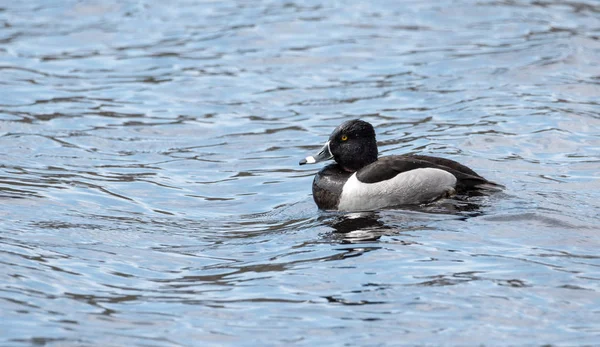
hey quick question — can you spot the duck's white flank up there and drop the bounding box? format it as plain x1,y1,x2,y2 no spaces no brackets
337,168,457,211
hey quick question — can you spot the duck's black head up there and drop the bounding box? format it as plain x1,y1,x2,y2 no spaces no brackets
299,119,378,172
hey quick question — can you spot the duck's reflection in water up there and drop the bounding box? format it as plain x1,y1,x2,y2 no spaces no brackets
319,212,391,244
319,196,488,243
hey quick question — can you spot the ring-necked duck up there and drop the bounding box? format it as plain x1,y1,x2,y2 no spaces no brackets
299,119,501,211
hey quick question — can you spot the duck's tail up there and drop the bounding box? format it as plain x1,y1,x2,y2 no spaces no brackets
474,180,505,192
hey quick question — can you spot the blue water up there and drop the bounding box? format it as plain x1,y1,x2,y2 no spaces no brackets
1,0,600,345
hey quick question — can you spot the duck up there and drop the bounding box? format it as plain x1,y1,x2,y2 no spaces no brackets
299,119,501,211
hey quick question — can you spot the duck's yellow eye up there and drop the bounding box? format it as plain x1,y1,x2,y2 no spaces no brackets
341,134,348,141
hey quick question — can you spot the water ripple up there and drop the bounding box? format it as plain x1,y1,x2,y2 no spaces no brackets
1,0,600,345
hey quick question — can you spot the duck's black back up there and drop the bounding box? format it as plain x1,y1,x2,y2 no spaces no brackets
355,154,499,192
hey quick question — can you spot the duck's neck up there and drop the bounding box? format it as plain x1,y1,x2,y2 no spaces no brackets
343,155,377,173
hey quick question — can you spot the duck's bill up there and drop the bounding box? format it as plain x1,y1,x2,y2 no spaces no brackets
299,141,333,165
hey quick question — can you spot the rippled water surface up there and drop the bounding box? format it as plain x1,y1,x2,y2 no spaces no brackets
2,0,600,345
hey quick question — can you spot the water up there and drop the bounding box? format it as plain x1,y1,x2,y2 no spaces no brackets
1,0,600,345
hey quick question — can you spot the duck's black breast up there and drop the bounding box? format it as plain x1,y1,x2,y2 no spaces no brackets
312,163,352,210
